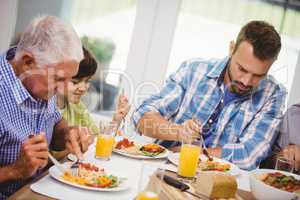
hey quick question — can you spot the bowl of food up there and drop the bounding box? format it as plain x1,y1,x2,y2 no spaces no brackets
249,169,300,200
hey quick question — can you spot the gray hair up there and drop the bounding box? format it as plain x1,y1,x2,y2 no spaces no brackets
15,15,83,66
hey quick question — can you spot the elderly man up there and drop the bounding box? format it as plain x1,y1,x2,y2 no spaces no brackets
0,16,93,198
133,21,286,170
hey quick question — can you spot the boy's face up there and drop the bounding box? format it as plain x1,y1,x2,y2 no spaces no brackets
59,76,91,104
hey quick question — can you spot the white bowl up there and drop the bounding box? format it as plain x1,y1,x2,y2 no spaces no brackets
249,169,300,200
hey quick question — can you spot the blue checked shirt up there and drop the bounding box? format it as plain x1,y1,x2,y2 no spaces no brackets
132,57,286,170
0,51,61,199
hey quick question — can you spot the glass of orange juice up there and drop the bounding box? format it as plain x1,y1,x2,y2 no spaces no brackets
136,162,164,200
136,191,159,200
178,136,202,179
95,121,117,160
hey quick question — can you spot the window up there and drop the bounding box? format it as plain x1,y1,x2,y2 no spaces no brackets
167,0,300,97
68,0,137,113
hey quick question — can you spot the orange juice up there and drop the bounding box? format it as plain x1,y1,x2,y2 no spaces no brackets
136,191,159,200
178,144,201,177
95,134,115,159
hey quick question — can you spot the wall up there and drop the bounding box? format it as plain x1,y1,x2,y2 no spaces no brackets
0,0,18,52
288,51,300,107
15,0,64,36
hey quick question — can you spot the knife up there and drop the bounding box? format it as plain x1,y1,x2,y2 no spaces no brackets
161,174,210,200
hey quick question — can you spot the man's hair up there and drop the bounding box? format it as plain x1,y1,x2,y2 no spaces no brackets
15,15,83,66
73,47,97,79
233,20,281,60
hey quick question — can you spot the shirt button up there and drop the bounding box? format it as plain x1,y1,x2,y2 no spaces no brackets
221,99,224,103
208,119,213,123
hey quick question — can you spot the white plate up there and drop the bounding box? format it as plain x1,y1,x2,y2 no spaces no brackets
49,162,130,192
112,144,169,160
167,152,241,176
67,148,169,161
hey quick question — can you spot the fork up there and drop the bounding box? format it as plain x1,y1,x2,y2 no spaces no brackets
192,117,213,161
70,158,83,169
48,152,66,173
201,136,213,161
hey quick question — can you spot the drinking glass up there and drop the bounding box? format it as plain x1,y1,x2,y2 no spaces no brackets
95,121,117,160
275,156,294,172
178,136,202,180
136,161,164,200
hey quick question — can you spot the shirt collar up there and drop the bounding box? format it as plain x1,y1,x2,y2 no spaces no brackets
206,57,230,79
0,50,37,104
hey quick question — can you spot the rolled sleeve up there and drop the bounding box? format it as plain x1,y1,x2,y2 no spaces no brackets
132,61,191,130
221,87,286,170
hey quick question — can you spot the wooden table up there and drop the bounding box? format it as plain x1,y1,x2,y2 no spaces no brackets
9,170,255,200
8,140,255,200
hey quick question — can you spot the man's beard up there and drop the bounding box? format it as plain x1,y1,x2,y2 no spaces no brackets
227,63,254,96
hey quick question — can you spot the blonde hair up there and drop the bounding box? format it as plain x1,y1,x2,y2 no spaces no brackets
15,15,83,66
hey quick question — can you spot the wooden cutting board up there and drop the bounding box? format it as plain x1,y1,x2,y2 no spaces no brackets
145,170,247,200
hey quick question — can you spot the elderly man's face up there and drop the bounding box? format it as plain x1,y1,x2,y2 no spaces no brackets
21,59,79,101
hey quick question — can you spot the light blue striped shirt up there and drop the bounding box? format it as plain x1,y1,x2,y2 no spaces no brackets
132,57,286,170
0,51,61,199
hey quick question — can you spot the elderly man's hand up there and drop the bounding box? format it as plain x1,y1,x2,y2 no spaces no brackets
12,133,49,179
178,119,201,142
65,127,93,160
282,145,300,171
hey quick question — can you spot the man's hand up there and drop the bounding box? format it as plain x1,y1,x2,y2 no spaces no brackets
12,133,49,179
282,145,300,171
207,147,222,158
177,119,201,142
65,127,93,160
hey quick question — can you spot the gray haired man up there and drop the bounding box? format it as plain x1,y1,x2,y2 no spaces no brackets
0,16,93,198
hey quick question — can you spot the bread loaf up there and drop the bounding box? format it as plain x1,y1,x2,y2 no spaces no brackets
195,172,237,199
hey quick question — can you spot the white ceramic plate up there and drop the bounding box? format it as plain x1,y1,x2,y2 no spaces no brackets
49,162,130,192
167,152,241,176
67,147,169,161
112,147,169,160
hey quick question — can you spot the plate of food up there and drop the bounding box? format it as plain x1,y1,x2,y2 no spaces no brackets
167,152,240,176
113,138,169,159
250,169,300,200
49,162,130,192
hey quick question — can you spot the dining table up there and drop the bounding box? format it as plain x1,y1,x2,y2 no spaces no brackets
8,136,255,200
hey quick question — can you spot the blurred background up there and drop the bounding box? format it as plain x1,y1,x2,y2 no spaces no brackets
1,0,300,119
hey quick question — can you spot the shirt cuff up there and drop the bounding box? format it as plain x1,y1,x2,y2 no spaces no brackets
132,105,159,131
221,144,234,161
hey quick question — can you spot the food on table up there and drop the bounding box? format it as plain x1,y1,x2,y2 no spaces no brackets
198,160,231,172
195,172,237,199
260,172,300,193
78,162,105,178
62,162,120,188
115,138,135,149
139,144,165,157
114,139,166,157
116,130,124,136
